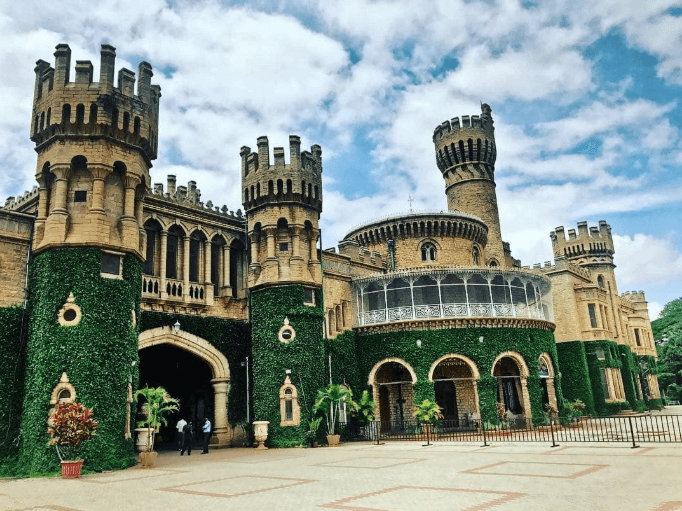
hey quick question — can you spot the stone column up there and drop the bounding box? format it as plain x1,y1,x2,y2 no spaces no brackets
43,163,72,244
222,243,231,296
265,227,276,260
36,176,50,221
472,379,481,420
211,378,230,445
520,378,532,421
182,235,190,297
121,175,140,250
249,233,259,265
546,378,558,411
89,165,111,213
159,231,168,299
204,239,214,304
291,226,301,258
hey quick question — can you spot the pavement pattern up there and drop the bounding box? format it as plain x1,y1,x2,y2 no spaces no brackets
2,439,682,511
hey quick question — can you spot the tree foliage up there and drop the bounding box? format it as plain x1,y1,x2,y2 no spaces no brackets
653,297,682,402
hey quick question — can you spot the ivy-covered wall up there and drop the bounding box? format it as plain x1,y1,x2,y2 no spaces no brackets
138,312,251,423
0,306,26,474
250,285,325,447
617,344,647,412
18,248,141,475
345,327,563,422
555,341,596,415
584,340,632,416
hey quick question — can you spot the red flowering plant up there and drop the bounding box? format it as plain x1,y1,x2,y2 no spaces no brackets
47,402,99,462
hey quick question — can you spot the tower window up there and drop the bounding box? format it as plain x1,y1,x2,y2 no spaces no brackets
472,246,480,266
102,253,121,275
421,243,436,261
279,243,289,252
74,191,87,202
588,303,598,328
597,275,604,288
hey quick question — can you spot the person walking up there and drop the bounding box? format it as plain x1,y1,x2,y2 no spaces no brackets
175,417,187,452
201,417,211,454
180,421,193,456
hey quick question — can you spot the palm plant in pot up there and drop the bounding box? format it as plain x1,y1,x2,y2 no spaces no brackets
350,390,375,440
305,417,323,447
134,386,179,467
313,384,353,446
413,399,443,441
47,401,99,478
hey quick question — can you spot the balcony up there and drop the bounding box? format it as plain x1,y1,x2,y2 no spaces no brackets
354,266,553,327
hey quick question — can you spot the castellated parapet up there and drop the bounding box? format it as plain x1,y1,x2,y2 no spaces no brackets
550,220,615,263
241,135,322,214
432,103,504,266
29,43,161,259
241,136,323,291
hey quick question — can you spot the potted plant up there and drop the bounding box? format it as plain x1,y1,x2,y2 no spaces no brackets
313,384,354,446
47,401,99,478
305,417,323,447
134,386,179,467
350,390,376,440
412,399,443,439
564,399,586,425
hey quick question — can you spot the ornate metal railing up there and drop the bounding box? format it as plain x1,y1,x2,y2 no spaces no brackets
336,415,682,446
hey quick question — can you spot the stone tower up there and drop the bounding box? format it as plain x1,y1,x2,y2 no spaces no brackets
432,104,505,265
241,136,325,447
550,221,617,294
31,43,159,255
241,136,322,291
20,44,160,472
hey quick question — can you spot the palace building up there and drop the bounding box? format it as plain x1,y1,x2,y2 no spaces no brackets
0,44,662,472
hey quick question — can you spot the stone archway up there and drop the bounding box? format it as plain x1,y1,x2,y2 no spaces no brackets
138,326,230,445
538,353,558,414
491,351,532,421
428,354,481,423
368,358,417,427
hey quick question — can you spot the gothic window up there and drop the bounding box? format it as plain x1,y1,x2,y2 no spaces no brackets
279,376,300,426
597,275,605,288
421,243,436,261
166,227,181,279
634,328,641,346
75,104,85,124
89,104,97,124
588,303,598,328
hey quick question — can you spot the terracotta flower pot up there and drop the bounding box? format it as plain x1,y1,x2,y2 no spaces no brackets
61,460,83,479
326,434,341,446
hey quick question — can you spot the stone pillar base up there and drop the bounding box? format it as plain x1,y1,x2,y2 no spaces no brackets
43,210,69,244
119,216,138,250
210,429,230,446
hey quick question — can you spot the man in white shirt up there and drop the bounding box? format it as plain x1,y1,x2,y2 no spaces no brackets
201,418,211,454
176,417,187,452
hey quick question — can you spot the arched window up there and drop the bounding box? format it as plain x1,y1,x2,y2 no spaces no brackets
489,259,498,267
89,104,98,124
75,104,85,124
421,243,436,261
62,104,71,124
111,107,119,128
40,112,45,130
597,275,604,288
279,376,300,426
122,112,130,132
134,116,141,134
46,108,51,127
286,179,292,194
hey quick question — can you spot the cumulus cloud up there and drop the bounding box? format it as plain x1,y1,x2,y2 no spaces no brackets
613,233,682,286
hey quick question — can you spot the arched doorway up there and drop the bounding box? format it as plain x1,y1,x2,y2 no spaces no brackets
492,352,532,424
368,358,417,432
138,327,230,446
139,344,212,449
429,354,480,427
538,353,558,414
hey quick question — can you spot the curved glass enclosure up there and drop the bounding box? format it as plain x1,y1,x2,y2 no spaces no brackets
355,267,553,326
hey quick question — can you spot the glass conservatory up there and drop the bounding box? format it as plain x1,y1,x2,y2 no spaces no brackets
354,267,553,326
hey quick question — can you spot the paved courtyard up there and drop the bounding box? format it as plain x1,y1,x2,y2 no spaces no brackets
2,438,682,511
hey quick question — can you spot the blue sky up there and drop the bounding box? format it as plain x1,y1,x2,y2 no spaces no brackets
0,0,680,318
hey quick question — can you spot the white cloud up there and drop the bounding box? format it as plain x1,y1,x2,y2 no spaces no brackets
613,233,682,287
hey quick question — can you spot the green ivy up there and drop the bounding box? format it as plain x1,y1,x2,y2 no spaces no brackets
555,341,596,415
584,340,632,416
331,326,563,423
250,285,325,446
0,306,26,475
18,247,141,476
138,312,251,423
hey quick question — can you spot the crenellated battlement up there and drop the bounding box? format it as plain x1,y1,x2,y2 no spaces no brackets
527,257,593,282
550,220,615,261
241,135,322,213
30,43,161,164
151,175,244,219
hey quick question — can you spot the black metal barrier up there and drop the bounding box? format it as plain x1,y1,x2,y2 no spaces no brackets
336,414,682,447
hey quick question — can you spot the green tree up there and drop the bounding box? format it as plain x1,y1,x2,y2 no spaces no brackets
653,298,682,403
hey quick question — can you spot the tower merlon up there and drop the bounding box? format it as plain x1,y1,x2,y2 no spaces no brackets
99,44,116,90
117,68,136,97
74,60,94,85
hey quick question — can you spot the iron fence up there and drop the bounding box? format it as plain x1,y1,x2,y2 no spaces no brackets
336,414,682,447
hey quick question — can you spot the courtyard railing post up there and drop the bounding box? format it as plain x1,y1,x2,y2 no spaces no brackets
550,418,559,448
628,416,639,449
481,420,489,447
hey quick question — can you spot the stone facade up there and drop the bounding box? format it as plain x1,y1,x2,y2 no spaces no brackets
0,46,666,461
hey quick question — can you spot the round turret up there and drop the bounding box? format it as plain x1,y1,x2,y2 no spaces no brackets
241,136,322,290
30,43,160,258
432,103,505,265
